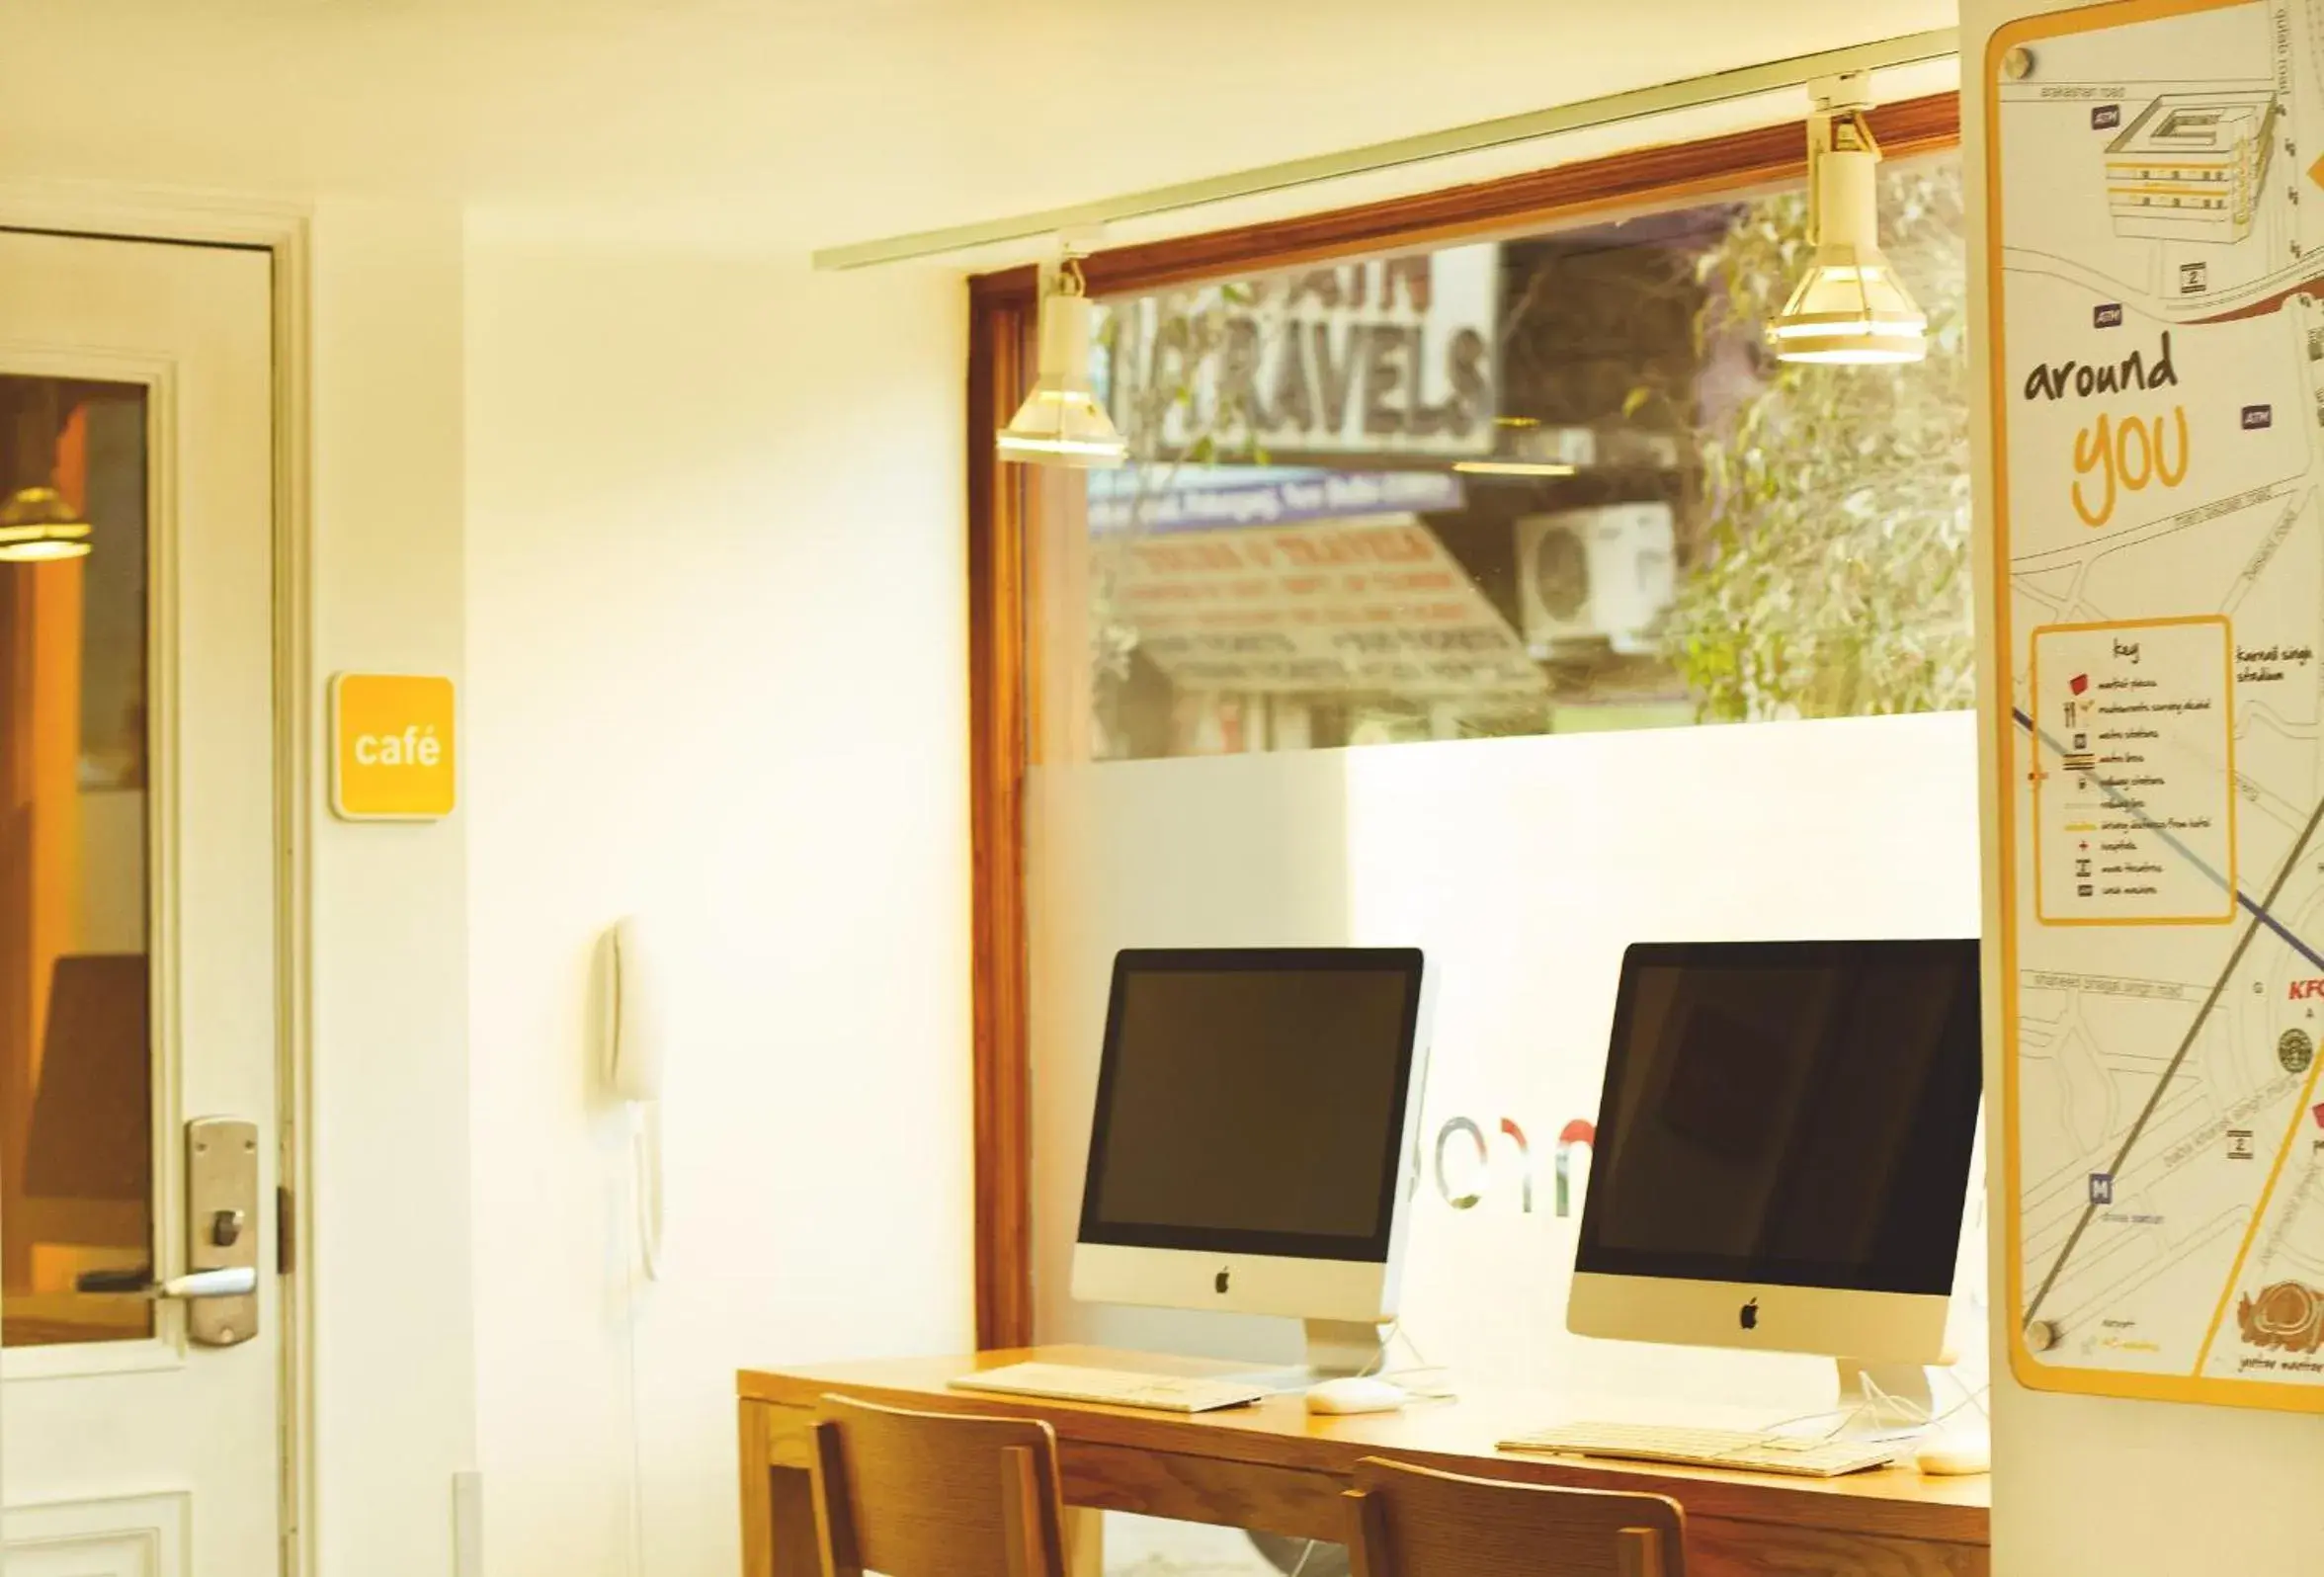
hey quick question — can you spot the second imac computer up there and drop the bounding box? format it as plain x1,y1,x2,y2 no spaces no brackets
1567,938,1985,1419
1070,947,1433,1376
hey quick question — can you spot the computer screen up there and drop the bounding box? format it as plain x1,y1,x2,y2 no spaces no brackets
1078,949,1425,1264
1575,939,1982,1296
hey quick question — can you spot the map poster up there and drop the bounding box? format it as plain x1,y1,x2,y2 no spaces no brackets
1993,0,2324,1410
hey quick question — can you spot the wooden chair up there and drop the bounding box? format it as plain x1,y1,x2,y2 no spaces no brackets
806,1393,1068,1577
1344,1456,1686,1577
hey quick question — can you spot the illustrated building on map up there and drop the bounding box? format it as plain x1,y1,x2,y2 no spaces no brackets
2104,91,2281,243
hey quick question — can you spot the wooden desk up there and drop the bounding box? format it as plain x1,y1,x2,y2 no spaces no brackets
738,1347,1988,1577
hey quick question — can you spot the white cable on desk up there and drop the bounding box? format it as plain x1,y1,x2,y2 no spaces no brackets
1374,1320,1458,1402
1760,1369,1992,1444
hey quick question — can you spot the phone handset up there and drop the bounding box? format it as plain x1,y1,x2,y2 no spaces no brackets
602,917,664,1281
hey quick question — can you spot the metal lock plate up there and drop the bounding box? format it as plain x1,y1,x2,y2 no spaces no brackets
186,1117,260,1347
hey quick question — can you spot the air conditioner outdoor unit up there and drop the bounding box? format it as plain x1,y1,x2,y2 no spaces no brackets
1515,505,1677,656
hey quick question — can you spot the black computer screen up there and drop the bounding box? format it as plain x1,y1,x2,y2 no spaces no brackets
1078,949,1424,1264
1575,939,1983,1294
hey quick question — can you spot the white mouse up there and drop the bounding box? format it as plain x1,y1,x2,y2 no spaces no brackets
1913,1434,1990,1476
1304,1376,1409,1415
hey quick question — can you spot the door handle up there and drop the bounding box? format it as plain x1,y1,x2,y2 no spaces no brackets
70,1117,263,1347
75,1266,258,1300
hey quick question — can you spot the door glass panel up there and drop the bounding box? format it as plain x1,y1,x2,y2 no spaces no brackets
0,375,152,1346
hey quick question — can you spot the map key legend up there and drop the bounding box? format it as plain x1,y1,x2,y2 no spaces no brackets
2031,618,2236,925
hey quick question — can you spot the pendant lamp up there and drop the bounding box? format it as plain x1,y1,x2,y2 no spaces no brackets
996,256,1127,468
1769,75,1928,366
0,485,93,562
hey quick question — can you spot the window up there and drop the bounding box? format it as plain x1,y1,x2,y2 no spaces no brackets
968,95,1968,1356
0,376,153,1347
1049,152,1967,760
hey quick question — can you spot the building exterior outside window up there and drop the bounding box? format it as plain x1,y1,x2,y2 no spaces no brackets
1065,153,1968,761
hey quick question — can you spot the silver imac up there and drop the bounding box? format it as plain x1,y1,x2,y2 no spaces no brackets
1070,948,1433,1376
1567,938,1983,1420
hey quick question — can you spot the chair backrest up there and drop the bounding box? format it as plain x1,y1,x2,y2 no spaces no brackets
1345,1456,1686,1577
25,954,149,1201
808,1393,1068,1577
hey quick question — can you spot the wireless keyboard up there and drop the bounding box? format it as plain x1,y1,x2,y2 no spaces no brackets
1500,1421,1903,1478
950,1362,1272,1414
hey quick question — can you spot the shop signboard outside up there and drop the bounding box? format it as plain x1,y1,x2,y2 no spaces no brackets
1099,244,1500,460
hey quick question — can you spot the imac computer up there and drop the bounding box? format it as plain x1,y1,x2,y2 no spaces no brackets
1568,938,1983,1421
1070,947,1433,1376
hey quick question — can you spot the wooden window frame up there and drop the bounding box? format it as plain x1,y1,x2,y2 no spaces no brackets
963,90,1961,1349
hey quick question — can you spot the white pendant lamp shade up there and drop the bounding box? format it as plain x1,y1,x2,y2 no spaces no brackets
0,485,93,562
996,262,1127,468
1770,100,1927,366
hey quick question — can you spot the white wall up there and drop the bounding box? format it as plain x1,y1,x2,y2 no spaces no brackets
306,199,479,1577
1033,713,1990,1416
0,0,1956,258
460,233,974,1577
1964,2,2324,1572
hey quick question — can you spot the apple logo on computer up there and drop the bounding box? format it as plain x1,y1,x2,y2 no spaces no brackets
1214,1269,1231,1294
1739,1299,1759,1331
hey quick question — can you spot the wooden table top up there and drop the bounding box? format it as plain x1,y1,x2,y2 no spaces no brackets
740,1345,1988,1545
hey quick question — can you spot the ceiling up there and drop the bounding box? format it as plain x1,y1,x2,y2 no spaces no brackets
0,0,1957,254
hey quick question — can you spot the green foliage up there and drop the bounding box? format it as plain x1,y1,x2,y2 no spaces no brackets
1097,280,1267,472
1659,162,1974,722
1085,285,1270,742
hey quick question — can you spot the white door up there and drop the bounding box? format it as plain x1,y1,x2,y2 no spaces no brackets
0,232,281,1576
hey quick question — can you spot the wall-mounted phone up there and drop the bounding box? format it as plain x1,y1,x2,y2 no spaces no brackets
601,917,664,1281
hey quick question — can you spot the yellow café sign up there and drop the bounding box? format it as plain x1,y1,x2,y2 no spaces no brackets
330,673,456,821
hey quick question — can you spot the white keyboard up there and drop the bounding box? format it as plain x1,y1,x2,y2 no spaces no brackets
1500,1421,1903,1478
950,1362,1272,1414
